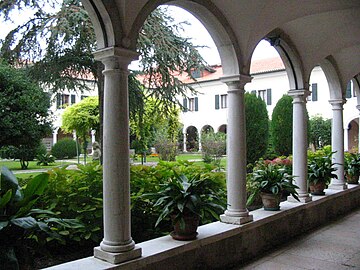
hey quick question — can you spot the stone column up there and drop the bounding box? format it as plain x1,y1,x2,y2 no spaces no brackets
329,99,347,190
288,89,312,203
52,129,58,146
220,74,253,225
93,47,141,264
357,105,360,153
198,130,202,152
183,130,187,152
344,126,349,152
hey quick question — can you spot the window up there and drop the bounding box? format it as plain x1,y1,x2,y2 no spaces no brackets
311,83,318,101
81,95,88,100
191,69,201,78
215,95,219,110
258,90,266,102
346,81,352,98
220,94,227,108
184,97,198,112
71,94,76,104
189,98,195,111
56,94,70,109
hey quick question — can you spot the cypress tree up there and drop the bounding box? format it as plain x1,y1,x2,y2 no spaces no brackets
245,92,269,164
271,95,293,156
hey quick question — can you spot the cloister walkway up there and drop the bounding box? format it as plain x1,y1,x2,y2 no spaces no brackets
236,208,360,270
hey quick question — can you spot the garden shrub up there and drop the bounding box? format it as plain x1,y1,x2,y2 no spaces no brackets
309,115,331,150
36,161,227,246
154,131,178,161
201,132,226,168
51,138,78,159
0,144,39,169
271,95,293,156
37,163,103,245
245,93,269,164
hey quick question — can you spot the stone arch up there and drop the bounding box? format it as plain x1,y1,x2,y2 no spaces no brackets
218,124,227,134
264,29,306,90
346,118,359,152
81,0,123,49
201,125,214,135
353,76,360,106
320,57,344,100
186,126,199,152
128,0,242,75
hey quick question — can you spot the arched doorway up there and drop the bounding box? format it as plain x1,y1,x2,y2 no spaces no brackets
186,126,199,152
348,119,359,151
201,125,214,136
218,124,227,134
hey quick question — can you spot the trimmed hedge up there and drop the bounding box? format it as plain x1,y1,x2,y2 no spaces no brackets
51,138,78,159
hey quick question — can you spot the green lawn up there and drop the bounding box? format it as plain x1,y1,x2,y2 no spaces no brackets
176,153,203,161
0,160,63,171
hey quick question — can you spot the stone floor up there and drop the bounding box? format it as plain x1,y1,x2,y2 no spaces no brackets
235,208,360,270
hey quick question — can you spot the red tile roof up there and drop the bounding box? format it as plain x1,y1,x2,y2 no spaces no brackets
137,57,285,85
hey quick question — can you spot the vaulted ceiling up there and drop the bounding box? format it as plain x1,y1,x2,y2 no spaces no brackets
82,0,360,90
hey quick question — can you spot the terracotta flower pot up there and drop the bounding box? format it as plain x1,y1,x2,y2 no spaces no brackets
309,182,326,195
260,192,281,211
171,214,200,241
346,174,359,184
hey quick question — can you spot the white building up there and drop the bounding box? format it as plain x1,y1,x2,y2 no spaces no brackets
180,57,359,152
42,81,98,151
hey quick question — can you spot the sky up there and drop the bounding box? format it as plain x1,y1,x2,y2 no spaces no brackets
0,4,279,67
165,5,280,65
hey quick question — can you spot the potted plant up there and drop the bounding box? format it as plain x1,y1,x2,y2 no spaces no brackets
344,152,360,184
307,152,337,195
0,167,82,269
147,173,225,241
247,163,299,211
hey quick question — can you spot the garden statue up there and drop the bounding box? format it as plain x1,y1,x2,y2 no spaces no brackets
92,141,101,161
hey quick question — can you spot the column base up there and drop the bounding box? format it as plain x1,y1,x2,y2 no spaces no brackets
287,195,312,203
328,183,348,190
94,246,142,264
220,214,253,225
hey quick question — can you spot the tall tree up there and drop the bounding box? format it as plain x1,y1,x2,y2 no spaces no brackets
0,61,51,168
62,96,99,164
0,1,206,153
245,92,269,164
271,95,293,156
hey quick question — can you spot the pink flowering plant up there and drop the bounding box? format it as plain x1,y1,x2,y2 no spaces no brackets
247,157,299,205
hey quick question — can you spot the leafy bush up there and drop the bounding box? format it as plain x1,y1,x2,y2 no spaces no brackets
201,132,226,168
309,115,331,150
0,145,38,169
37,163,103,245
36,161,226,245
245,93,269,164
0,167,82,268
36,143,48,156
154,132,178,161
308,148,337,185
51,138,78,159
271,95,293,156
36,153,55,166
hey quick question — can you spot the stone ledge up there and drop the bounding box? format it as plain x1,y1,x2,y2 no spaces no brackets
44,184,360,270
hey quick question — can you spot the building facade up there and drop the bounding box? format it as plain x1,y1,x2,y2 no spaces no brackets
181,57,359,152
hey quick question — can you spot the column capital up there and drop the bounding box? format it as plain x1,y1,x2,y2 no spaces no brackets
288,89,310,103
220,74,252,90
329,99,346,110
94,46,139,70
